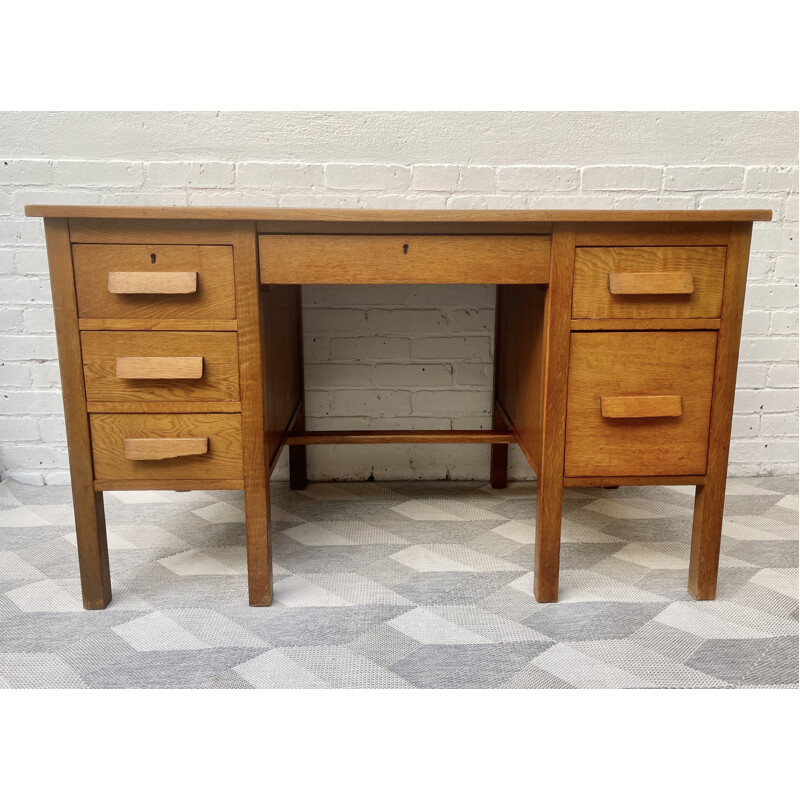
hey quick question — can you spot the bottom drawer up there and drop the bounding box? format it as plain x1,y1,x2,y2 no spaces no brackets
565,331,717,477
90,413,243,481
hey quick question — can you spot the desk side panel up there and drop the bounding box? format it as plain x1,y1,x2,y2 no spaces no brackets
44,218,111,609
495,284,547,475
261,285,304,466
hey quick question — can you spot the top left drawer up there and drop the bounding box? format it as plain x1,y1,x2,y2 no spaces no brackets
73,245,236,319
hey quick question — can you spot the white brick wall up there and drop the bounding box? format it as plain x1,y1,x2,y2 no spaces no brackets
0,112,797,483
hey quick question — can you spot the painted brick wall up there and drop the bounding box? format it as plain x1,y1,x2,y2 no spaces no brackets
0,112,797,483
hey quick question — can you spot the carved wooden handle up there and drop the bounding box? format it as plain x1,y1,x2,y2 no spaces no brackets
607,272,694,295
116,356,204,380
601,395,682,419
123,437,209,461
108,271,198,295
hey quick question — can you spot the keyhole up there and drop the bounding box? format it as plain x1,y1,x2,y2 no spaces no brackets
403,243,409,255
150,253,157,264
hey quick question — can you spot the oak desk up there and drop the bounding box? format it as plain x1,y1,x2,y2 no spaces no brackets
25,206,772,609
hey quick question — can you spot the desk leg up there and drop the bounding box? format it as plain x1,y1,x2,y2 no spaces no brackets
71,476,110,609
490,287,509,489
44,218,112,609
534,224,576,603
490,404,509,489
244,481,272,606
689,483,725,599
688,223,752,600
289,400,308,490
234,225,272,606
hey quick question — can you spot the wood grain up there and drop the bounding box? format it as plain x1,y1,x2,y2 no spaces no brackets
564,475,705,487
44,218,111,610
79,319,237,331
288,400,308,489
489,408,510,489
90,413,243,480
81,331,239,404
600,395,682,419
68,219,243,244
573,247,726,319
258,221,554,236
115,356,204,380
285,430,516,445
574,222,732,245
565,332,717,477
32,207,763,611
73,245,235,319
259,234,552,284
123,437,208,460
607,271,694,295
261,285,304,466
535,224,577,602
689,222,754,600
86,401,241,413
490,288,510,491
108,271,197,295
494,285,547,476
94,478,244,491
232,224,273,606
571,318,720,331
25,205,773,222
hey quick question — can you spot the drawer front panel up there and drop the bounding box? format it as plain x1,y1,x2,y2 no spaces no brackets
259,235,551,284
73,245,236,319
572,246,726,319
565,331,717,477
90,413,243,480
81,331,240,404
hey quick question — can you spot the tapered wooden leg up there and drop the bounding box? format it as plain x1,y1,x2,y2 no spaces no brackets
490,404,508,489
289,444,308,490
44,218,112,609
534,224,576,602
689,223,753,600
244,479,273,606
688,483,725,599
233,225,273,606
535,471,563,603
73,489,111,609
289,401,308,490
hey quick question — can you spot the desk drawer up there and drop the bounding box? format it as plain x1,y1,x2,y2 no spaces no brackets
81,331,239,405
73,245,236,319
259,235,551,284
90,413,243,481
565,331,717,477
572,246,726,319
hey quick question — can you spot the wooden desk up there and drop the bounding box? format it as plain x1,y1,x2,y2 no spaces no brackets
25,206,772,609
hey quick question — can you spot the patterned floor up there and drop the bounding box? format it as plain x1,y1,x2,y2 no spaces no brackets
0,476,797,689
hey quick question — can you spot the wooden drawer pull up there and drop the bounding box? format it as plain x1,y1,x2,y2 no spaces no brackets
108,271,198,295
115,356,204,380
607,272,694,295
601,395,682,419
123,437,209,461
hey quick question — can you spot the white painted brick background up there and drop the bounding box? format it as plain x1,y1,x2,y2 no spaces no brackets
0,112,797,484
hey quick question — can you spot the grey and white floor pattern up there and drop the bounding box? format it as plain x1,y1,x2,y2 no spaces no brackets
0,477,797,689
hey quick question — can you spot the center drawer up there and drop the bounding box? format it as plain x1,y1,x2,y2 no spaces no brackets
81,331,240,404
565,331,717,477
258,235,551,284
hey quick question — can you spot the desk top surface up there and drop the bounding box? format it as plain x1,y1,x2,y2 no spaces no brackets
25,206,773,222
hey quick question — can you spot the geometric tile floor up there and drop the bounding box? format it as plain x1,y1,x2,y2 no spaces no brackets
1,476,797,689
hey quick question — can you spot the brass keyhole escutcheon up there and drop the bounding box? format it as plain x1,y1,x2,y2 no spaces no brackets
403,243,409,255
